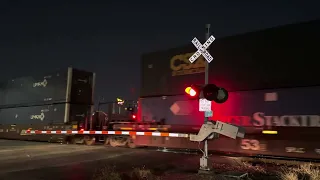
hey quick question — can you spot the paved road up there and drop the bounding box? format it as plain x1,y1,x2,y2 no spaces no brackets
0,140,239,180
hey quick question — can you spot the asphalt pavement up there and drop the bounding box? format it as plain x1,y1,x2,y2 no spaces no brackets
0,139,240,180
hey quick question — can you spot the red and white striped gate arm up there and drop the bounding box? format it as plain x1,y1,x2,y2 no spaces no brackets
25,130,189,138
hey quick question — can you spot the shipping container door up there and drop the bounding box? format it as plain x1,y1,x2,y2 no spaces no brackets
70,69,94,104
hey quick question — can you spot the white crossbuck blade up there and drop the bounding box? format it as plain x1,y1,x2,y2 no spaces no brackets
189,35,215,63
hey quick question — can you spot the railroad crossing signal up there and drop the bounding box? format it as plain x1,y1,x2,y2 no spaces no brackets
189,35,215,63
187,25,244,174
184,84,229,104
202,84,228,104
185,85,202,100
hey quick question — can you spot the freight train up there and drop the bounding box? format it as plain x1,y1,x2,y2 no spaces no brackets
1,19,320,160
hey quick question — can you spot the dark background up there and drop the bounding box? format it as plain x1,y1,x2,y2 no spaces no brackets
0,0,319,104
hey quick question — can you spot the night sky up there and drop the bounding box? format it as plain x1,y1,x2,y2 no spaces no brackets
1,1,319,103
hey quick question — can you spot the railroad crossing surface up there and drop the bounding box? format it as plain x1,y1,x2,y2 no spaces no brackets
0,140,242,180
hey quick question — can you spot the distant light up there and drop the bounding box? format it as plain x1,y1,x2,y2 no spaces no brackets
262,130,277,134
132,115,136,119
117,98,124,105
120,128,133,130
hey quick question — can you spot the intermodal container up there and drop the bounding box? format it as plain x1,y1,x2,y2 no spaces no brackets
141,20,320,97
0,68,95,107
139,86,320,129
0,103,91,126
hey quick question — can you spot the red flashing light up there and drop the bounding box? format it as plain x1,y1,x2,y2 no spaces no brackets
185,86,197,97
132,114,136,119
189,89,197,96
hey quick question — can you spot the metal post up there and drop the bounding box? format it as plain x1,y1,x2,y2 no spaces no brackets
201,24,211,172
205,24,210,89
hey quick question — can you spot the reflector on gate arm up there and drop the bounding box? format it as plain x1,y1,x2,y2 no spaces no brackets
189,121,245,142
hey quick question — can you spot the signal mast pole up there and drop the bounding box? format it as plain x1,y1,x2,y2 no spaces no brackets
189,24,233,174
188,24,219,173
203,24,210,171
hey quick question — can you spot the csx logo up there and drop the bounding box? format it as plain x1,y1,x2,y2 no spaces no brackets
30,112,45,121
170,52,205,76
33,79,48,87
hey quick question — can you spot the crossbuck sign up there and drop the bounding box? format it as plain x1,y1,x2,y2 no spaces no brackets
189,35,215,63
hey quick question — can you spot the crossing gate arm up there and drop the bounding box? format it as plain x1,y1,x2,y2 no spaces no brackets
24,122,244,140
24,130,190,138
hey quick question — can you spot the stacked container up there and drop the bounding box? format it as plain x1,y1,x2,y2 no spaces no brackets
0,67,96,138
139,19,320,126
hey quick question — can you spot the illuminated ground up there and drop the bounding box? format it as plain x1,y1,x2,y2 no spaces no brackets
0,139,268,180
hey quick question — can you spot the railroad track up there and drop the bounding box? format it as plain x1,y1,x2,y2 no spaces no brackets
152,147,320,166
85,141,320,166
2,137,320,167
